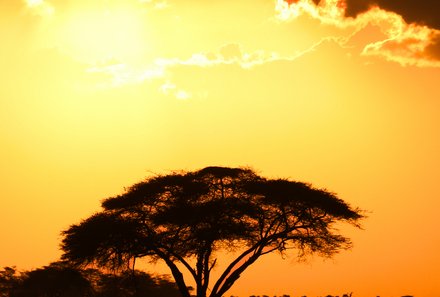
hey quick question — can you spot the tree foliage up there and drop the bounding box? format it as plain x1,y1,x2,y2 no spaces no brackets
61,166,364,297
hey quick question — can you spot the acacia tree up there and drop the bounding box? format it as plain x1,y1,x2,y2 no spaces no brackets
61,166,363,297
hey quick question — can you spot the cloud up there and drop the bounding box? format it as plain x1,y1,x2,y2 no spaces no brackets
155,42,312,70
160,81,192,100
361,23,440,67
81,42,320,96
286,0,440,30
280,0,440,66
343,0,440,30
425,34,440,60
52,44,281,92
277,0,348,26
87,62,165,88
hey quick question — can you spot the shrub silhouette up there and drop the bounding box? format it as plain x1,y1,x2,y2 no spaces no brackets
0,262,181,297
6,262,93,297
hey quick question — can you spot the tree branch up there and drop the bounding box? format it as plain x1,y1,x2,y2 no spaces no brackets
202,247,213,294
210,241,262,297
214,246,264,297
164,248,198,281
154,249,191,297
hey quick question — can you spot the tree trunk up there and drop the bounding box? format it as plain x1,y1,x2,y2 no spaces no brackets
158,253,191,297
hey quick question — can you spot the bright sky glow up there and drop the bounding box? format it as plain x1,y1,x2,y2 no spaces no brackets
57,8,148,63
26,0,43,6
1,0,440,296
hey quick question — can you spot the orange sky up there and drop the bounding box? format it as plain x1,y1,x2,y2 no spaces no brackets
1,0,440,296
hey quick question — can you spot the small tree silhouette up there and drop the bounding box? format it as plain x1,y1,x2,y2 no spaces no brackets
0,267,22,297
9,262,93,297
93,269,181,297
61,166,364,297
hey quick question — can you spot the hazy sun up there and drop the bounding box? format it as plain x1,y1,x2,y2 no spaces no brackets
59,7,149,63
26,0,43,6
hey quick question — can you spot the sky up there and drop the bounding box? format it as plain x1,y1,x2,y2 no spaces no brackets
0,0,439,296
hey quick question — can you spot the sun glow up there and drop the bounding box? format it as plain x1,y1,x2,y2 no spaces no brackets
26,0,43,6
59,7,149,63
25,0,54,16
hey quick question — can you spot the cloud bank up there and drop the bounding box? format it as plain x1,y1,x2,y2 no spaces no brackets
343,0,440,30
288,0,440,30
281,0,440,66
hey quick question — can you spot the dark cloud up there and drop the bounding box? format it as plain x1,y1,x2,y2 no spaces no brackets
344,0,440,30
286,0,440,30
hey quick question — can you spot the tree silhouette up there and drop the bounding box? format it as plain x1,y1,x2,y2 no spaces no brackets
61,166,364,297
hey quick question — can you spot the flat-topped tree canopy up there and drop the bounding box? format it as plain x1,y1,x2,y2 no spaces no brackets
61,166,364,297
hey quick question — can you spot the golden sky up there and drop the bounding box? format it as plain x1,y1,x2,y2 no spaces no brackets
1,0,440,296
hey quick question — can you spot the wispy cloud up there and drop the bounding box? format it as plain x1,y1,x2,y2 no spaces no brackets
160,81,192,100
87,62,165,88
